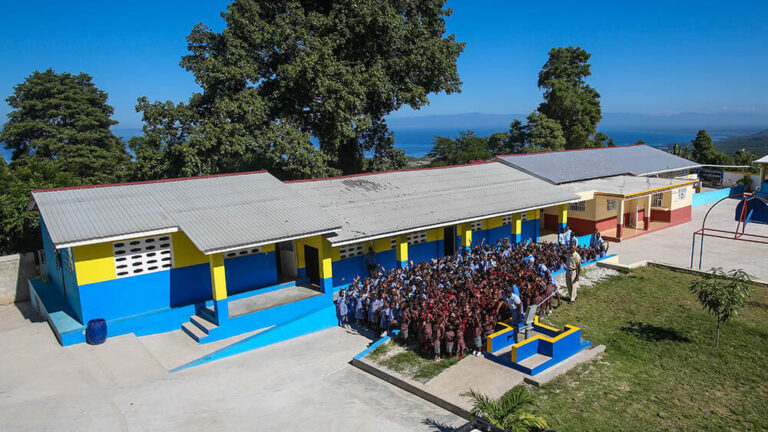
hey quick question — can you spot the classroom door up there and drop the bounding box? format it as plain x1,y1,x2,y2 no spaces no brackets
303,245,320,286
444,226,456,256
277,241,297,278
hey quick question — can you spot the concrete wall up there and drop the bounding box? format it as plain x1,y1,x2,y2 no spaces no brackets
0,253,38,304
692,185,746,208
722,171,761,190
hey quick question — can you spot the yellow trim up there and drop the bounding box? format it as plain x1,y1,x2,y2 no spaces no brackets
396,235,408,262
486,216,503,230
73,243,116,285
372,238,390,253
509,321,581,363
558,204,568,224
460,223,472,247
512,214,522,234
533,315,559,332
173,231,207,268
485,319,515,352
261,243,275,253
209,253,227,301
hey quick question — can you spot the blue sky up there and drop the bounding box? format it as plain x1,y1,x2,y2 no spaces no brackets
1,0,766,129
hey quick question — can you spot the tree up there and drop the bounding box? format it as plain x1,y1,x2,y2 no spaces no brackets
502,112,566,154
592,132,615,148
0,159,79,254
689,267,752,347
732,148,757,171
427,131,491,166
667,143,691,159
135,0,465,178
691,130,717,164
634,140,646,145
462,387,548,432
537,47,602,150
0,69,131,184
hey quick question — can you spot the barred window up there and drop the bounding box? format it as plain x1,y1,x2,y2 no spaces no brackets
568,201,586,212
652,192,663,207
470,221,483,232
338,243,365,259
606,199,617,212
224,246,263,259
114,235,173,278
407,231,428,245
677,188,687,202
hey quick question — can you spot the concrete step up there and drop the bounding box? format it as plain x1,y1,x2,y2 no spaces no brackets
517,353,552,369
181,322,207,342
190,315,217,334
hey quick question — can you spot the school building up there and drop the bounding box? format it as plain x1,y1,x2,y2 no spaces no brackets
29,162,580,346
496,144,700,241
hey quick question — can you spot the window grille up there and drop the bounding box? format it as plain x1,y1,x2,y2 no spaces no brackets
568,201,586,212
606,199,617,212
407,231,428,245
521,212,528,222
338,243,365,259
652,192,663,207
390,237,398,249
114,235,173,278
677,188,686,202
224,246,263,259
470,221,483,232
501,215,512,225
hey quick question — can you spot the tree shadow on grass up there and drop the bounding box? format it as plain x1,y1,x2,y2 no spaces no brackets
620,321,691,343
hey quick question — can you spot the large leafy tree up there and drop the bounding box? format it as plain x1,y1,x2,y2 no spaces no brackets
0,69,131,184
537,47,602,150
134,0,464,179
690,129,733,165
494,111,566,154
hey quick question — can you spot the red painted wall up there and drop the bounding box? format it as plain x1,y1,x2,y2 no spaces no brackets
651,206,691,224
566,217,596,236
543,213,558,230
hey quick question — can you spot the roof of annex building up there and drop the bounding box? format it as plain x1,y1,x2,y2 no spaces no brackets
32,171,341,254
754,155,768,164
286,161,581,246
495,144,700,184
563,175,696,198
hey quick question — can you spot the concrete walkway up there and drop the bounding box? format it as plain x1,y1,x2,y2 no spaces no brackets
0,303,461,431
610,198,768,281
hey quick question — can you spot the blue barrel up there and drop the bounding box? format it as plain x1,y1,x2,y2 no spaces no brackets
86,318,107,345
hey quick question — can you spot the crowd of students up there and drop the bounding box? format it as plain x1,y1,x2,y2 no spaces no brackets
335,234,608,361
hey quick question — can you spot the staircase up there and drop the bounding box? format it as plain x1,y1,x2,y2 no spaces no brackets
181,313,219,343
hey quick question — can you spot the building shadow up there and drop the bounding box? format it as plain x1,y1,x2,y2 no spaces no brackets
620,321,691,343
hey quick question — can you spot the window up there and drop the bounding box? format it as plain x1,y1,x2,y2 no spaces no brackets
652,192,663,207
606,199,617,212
390,237,398,250
501,215,513,225
568,201,586,212
520,212,528,222
113,235,173,278
224,246,262,259
407,231,427,245
338,243,365,260
470,221,483,232
676,188,687,202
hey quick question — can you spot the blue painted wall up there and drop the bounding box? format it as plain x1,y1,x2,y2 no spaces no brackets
78,262,213,323
409,239,444,264
332,249,397,286
224,251,278,295
487,225,512,245
521,219,539,243
41,219,82,321
692,185,745,207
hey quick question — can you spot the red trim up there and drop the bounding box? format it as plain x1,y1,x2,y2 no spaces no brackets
31,170,269,193
495,143,645,158
284,160,492,183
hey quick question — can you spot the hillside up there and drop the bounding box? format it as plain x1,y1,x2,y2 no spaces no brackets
715,129,768,157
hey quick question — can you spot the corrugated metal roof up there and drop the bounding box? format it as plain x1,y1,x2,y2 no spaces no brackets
495,144,700,184
754,155,768,164
32,172,341,254
563,175,695,197
287,162,580,245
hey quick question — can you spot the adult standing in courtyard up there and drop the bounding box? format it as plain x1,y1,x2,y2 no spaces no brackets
566,245,582,303
364,246,377,277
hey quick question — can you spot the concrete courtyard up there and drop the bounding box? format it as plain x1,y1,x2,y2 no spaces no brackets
0,303,461,431
611,197,768,281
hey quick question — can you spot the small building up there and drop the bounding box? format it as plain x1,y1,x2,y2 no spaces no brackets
496,144,699,241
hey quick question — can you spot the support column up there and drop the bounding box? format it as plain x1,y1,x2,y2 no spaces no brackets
616,199,625,239
557,204,568,234
319,239,333,293
511,214,522,244
460,223,472,250
209,253,228,325
396,235,408,268
644,195,651,230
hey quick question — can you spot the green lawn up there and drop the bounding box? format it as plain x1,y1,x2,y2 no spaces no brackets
525,266,768,431
368,339,462,382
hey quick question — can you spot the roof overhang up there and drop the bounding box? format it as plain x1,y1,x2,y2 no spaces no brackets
55,227,180,250
203,227,342,255
593,179,698,199
328,199,580,247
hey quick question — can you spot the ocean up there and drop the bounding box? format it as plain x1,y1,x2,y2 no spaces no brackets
0,128,711,162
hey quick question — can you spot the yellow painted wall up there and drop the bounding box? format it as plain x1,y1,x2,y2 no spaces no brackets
594,196,622,220
396,234,408,262
295,234,333,279
670,185,694,210
73,242,116,286
426,228,445,242
209,253,227,300
173,231,207,268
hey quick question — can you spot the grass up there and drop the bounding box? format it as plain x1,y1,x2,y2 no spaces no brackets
519,266,768,431
367,341,462,382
